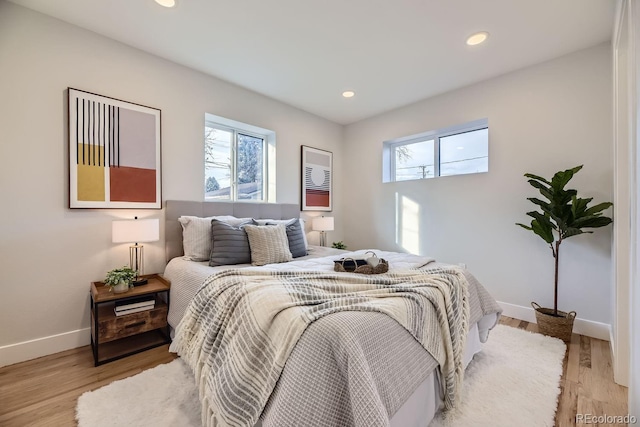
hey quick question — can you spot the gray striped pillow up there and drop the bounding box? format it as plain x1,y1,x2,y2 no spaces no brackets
209,219,256,266
244,224,293,266
266,219,307,258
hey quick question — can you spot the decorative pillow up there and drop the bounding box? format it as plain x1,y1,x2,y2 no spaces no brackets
209,219,256,266
255,218,308,249
244,224,293,266
179,215,238,261
266,218,307,258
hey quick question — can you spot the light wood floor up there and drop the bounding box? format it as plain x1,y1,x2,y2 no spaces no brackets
0,317,628,427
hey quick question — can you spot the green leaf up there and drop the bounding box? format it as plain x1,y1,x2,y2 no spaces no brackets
556,189,577,205
528,197,552,212
531,219,555,244
527,180,554,201
528,209,562,230
516,223,533,231
584,202,613,216
526,210,548,222
572,216,613,229
571,196,593,218
550,165,583,192
563,228,588,239
524,173,551,186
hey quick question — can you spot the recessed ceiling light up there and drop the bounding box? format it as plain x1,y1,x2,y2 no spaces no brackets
342,91,355,98
466,31,489,46
155,0,176,7
457,146,464,150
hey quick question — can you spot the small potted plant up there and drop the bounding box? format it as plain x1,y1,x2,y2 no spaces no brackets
516,165,612,342
104,266,137,294
332,241,347,250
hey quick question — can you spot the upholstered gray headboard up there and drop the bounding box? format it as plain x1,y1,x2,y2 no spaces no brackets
165,200,300,262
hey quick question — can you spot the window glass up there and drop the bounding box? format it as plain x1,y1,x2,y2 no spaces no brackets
395,140,435,181
237,133,264,200
204,126,232,200
439,128,488,176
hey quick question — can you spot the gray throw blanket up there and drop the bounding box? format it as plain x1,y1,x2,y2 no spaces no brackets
170,267,470,427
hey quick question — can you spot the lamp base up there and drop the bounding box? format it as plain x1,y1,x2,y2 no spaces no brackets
132,278,148,286
129,244,146,285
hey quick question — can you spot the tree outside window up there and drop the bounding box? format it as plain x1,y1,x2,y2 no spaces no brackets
204,125,266,201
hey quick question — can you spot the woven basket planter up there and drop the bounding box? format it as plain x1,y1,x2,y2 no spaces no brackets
531,302,576,343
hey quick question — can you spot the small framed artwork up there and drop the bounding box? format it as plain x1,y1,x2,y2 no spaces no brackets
68,88,162,209
301,145,332,211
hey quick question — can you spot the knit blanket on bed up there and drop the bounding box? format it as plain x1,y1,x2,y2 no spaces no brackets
170,267,470,427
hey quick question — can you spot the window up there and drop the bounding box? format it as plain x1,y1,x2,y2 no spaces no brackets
383,119,488,183
204,114,276,201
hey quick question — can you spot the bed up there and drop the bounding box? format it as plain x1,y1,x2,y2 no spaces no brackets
163,200,501,427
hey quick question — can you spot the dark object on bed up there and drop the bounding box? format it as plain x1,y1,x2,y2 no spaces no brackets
334,257,389,274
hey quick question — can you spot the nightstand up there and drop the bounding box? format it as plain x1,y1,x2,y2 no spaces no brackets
90,274,171,366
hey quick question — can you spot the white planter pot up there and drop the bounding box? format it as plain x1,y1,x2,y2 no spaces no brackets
112,281,130,294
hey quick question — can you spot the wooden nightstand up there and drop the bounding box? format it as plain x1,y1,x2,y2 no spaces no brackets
90,274,171,366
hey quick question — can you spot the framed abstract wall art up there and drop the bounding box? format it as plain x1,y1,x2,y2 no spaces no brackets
301,145,332,211
68,88,161,209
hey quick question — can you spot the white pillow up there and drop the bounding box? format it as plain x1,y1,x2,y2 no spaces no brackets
179,215,248,261
255,218,308,249
299,218,309,250
244,224,293,266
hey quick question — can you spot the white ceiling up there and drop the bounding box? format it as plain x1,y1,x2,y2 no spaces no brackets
9,0,615,124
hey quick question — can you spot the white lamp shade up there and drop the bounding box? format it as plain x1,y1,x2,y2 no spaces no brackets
312,216,334,232
112,218,160,243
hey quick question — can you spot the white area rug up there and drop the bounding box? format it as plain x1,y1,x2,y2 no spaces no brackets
76,358,200,427
430,325,566,427
76,325,566,427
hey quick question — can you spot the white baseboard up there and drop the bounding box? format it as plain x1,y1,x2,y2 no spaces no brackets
0,328,91,368
498,301,611,341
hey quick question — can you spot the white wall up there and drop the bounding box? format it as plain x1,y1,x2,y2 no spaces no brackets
0,2,343,365
343,44,613,328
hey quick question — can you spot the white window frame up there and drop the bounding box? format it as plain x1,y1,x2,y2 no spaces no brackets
204,113,276,202
382,118,488,183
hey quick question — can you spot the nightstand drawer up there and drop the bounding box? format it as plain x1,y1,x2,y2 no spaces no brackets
97,304,168,343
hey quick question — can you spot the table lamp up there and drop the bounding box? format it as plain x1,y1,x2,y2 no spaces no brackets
312,216,334,247
112,217,160,285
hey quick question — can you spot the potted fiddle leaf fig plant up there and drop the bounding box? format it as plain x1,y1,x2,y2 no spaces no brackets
104,266,137,294
516,165,613,342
